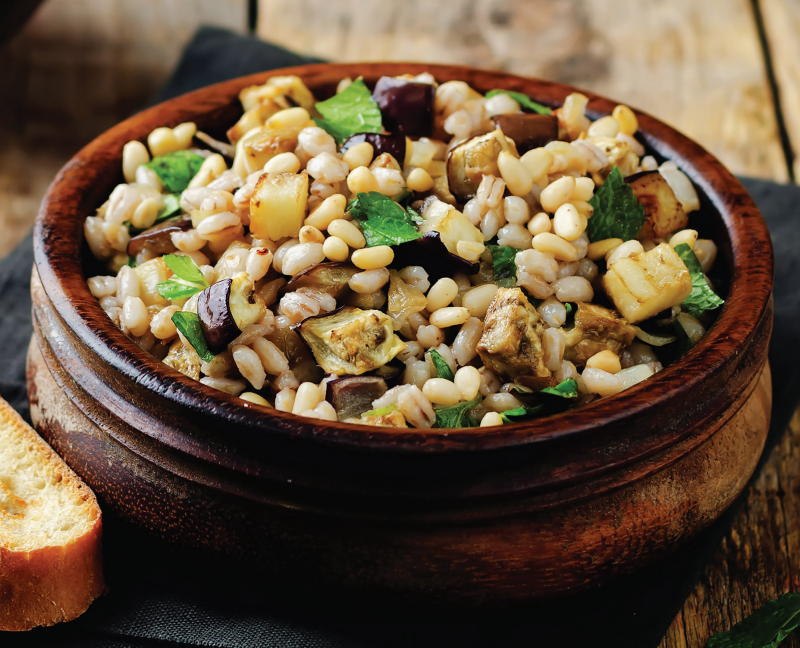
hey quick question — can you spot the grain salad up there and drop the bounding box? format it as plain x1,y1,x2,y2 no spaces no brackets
84,73,724,429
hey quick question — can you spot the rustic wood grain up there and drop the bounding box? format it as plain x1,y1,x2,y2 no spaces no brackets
0,0,247,257
659,412,800,648
760,0,800,179
257,0,789,182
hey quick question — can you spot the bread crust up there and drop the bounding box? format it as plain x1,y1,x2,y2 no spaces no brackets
0,397,104,631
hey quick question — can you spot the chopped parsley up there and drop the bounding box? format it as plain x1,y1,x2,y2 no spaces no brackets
313,78,382,144
428,349,454,381
586,166,646,242
487,244,518,288
674,243,725,317
434,395,481,429
347,191,421,247
154,193,182,224
144,151,205,193
363,403,396,418
501,378,579,423
485,89,552,115
170,312,215,362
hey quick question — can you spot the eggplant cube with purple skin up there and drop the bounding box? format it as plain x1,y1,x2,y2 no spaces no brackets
197,273,266,352
299,307,406,376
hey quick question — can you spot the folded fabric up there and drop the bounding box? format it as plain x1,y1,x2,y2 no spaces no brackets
4,26,799,648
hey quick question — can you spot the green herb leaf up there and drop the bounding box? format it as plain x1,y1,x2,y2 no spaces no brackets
363,403,396,418
156,280,205,300
313,78,382,144
144,151,205,193
155,193,182,224
406,205,424,225
171,312,215,362
428,349,455,381
485,89,553,115
706,592,800,648
163,254,207,286
157,254,208,301
347,191,421,247
487,244,518,288
674,243,725,317
501,378,579,423
434,396,482,429
126,255,137,268
586,166,646,242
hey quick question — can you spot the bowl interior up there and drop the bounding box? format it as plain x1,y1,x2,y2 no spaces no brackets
34,62,773,458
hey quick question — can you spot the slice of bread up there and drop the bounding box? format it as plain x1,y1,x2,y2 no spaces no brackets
0,396,104,631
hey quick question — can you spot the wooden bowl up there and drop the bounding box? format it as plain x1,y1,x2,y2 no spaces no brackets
27,63,774,605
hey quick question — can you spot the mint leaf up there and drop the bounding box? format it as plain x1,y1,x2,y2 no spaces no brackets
501,378,579,423
314,78,382,144
156,280,205,300
363,403,396,418
434,396,481,429
406,205,424,225
485,89,552,115
145,151,205,193
171,312,215,362
348,191,421,247
162,254,207,285
158,254,208,300
155,193,182,224
487,244,518,288
126,255,137,268
587,166,646,242
707,592,800,648
675,243,725,317
428,349,454,381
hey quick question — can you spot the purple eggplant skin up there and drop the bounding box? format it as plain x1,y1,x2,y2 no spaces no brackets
372,76,435,137
390,231,479,281
492,114,559,154
340,133,406,164
197,278,240,353
127,217,191,257
325,375,388,421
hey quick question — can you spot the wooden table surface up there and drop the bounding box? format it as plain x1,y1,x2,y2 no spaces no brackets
2,1,799,645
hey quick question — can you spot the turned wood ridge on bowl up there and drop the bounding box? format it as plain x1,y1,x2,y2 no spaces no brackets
28,63,774,606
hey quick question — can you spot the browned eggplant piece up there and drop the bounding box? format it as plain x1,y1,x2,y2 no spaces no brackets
373,359,405,386
325,375,388,421
197,274,266,352
126,218,191,257
446,130,518,202
281,262,360,298
340,133,406,164
372,76,435,136
265,326,322,385
625,171,689,239
298,306,406,376
562,302,637,366
390,231,478,281
492,114,558,154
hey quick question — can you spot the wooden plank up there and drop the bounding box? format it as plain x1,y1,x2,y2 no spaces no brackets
0,0,248,256
760,0,800,179
257,0,788,182
659,411,800,648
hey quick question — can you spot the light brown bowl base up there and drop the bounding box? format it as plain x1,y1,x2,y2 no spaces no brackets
27,275,771,605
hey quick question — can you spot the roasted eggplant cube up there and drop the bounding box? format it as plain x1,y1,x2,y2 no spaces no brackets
345,409,408,427
163,339,202,380
372,76,434,136
282,262,360,299
418,199,484,256
447,130,518,202
492,114,558,154
197,274,266,352
562,302,636,366
127,218,191,257
603,243,693,324
250,171,309,241
341,133,406,164
326,376,388,421
476,287,552,384
299,306,406,376
626,171,689,239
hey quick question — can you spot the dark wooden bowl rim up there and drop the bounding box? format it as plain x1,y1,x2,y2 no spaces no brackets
33,62,774,459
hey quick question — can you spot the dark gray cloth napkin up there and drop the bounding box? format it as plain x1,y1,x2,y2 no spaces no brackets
5,26,800,648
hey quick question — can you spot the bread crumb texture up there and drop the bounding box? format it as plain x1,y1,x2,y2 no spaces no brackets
0,396,103,631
